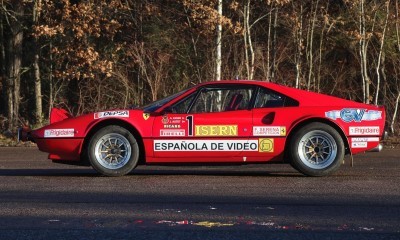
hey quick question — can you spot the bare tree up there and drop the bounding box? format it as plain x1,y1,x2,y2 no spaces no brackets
358,0,373,104
129,43,170,101
33,0,43,126
3,1,24,130
391,0,400,134
0,1,6,113
216,0,222,81
374,0,390,105
306,0,319,91
293,1,304,88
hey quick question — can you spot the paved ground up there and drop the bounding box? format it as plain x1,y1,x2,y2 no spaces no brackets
0,147,399,240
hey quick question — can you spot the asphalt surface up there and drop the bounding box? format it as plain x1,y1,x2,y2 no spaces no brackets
0,147,399,240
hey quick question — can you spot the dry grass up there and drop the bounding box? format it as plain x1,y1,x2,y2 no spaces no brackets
0,134,36,147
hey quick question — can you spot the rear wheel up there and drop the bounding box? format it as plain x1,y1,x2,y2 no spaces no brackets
88,125,139,176
289,123,344,177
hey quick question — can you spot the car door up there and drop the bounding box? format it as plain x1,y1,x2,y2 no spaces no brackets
152,85,255,161
248,87,300,160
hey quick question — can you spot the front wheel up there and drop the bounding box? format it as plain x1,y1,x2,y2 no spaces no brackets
88,125,139,176
289,123,344,177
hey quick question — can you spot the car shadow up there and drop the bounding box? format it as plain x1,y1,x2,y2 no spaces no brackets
0,167,303,178
132,168,303,177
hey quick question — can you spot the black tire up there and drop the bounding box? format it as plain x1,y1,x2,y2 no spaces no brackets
289,123,344,177
87,125,139,176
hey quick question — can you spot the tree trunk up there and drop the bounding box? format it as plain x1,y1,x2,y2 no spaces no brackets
316,1,329,93
294,2,304,89
34,53,42,125
271,7,278,81
10,33,23,129
0,0,6,115
33,0,43,126
359,0,371,104
374,1,390,105
215,0,222,81
244,2,250,80
4,1,24,130
307,0,319,91
391,92,400,134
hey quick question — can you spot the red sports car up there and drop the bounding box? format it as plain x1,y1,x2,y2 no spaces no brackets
19,80,386,177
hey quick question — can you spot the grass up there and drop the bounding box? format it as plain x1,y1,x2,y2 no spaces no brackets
0,134,36,147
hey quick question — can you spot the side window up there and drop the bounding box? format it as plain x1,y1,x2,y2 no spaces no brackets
254,88,298,108
189,87,254,113
171,93,196,113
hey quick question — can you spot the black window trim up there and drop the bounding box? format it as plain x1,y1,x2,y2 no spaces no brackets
252,86,299,109
173,84,258,114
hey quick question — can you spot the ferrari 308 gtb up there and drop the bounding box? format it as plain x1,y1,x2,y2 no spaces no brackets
19,80,386,177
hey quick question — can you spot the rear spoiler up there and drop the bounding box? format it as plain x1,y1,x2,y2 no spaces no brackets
50,108,72,124
18,108,72,142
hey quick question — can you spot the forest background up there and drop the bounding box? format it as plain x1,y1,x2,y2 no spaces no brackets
1,0,400,142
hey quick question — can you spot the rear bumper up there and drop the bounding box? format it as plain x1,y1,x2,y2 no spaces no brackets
367,130,387,152
367,143,383,152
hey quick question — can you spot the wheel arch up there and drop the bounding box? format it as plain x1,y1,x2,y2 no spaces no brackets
284,117,350,163
80,119,145,165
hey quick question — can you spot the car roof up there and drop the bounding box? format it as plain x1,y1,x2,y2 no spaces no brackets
196,80,368,107
195,80,300,97
196,80,281,89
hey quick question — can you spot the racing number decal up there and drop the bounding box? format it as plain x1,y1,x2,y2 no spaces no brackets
186,116,194,136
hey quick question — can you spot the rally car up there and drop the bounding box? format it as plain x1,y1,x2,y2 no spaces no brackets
19,80,386,177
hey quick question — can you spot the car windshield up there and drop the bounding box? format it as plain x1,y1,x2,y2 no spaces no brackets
141,88,191,112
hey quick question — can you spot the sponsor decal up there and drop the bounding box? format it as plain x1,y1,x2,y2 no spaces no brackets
170,116,186,124
154,140,259,152
195,125,238,136
160,129,185,137
253,126,286,136
351,142,368,148
187,116,194,136
325,109,382,122
44,128,75,138
143,113,150,120
164,124,181,129
161,115,185,124
94,111,129,119
162,115,169,124
350,137,379,148
349,126,380,136
259,138,274,152
351,137,380,142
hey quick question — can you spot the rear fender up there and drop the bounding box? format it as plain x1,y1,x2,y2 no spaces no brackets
285,117,350,159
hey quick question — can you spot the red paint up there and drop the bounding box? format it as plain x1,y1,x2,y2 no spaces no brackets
21,80,386,168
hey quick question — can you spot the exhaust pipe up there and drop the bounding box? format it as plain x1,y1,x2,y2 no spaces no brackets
368,143,383,152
